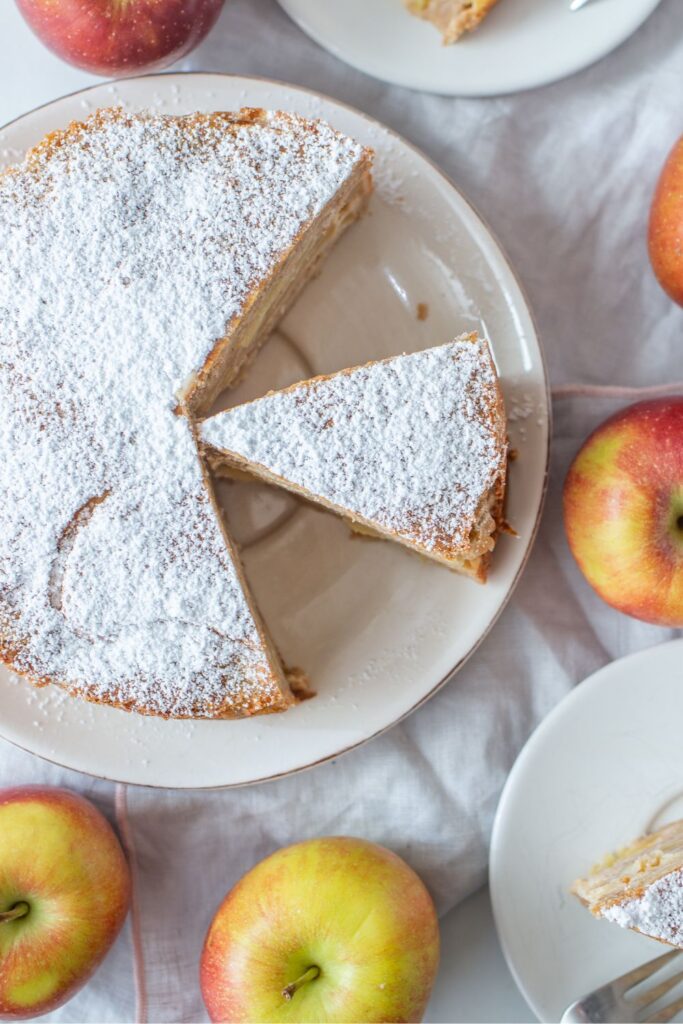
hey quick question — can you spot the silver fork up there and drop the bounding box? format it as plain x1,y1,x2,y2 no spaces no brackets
569,0,596,10
562,950,683,1023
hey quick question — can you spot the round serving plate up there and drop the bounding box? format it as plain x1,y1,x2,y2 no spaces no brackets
490,639,683,1022
0,72,549,788
276,0,663,97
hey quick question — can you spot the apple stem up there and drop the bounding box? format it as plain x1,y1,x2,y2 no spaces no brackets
0,902,29,924
282,965,321,1001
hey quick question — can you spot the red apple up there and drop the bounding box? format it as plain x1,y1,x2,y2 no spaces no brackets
200,836,440,1023
0,785,130,1020
563,397,683,627
15,0,226,77
649,136,683,306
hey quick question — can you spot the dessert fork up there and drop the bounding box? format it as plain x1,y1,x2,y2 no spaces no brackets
562,950,683,1023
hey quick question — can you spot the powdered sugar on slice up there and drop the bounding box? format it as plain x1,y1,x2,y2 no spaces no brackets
201,336,506,556
602,869,683,947
0,108,365,717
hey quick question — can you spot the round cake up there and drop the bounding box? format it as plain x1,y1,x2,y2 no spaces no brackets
0,106,373,718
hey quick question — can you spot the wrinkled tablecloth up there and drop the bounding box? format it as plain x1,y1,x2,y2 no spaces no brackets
2,1,682,1020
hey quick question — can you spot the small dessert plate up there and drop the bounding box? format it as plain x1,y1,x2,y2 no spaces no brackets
0,72,548,788
275,0,663,97
490,639,683,1023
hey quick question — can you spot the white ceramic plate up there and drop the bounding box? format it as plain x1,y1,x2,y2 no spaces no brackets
490,639,683,1023
276,0,662,97
0,72,548,788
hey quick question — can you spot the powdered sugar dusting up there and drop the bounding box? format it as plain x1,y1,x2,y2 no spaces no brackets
602,869,683,946
201,336,506,555
0,107,365,717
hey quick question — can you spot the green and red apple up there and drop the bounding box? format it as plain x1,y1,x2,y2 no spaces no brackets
0,785,130,1020
649,135,683,306
200,836,440,1023
564,397,683,627
15,0,225,77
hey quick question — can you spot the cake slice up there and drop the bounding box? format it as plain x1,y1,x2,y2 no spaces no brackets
200,334,508,582
406,0,500,43
572,821,683,948
0,107,373,718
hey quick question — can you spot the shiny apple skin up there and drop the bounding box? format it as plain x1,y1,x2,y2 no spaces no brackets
200,836,440,1024
564,398,683,627
15,0,226,77
0,786,131,1020
649,136,683,307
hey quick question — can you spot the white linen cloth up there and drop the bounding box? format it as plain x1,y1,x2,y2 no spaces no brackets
1,1,682,1020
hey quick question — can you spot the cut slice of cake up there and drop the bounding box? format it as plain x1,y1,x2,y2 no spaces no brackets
406,0,500,43
572,821,683,948
200,334,508,582
0,107,373,718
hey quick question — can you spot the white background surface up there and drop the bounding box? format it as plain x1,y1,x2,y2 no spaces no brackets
1,1,681,1022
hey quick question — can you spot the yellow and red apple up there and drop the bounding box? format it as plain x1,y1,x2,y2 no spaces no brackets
0,785,130,1020
200,836,440,1023
649,135,683,306
564,398,683,627
15,0,225,77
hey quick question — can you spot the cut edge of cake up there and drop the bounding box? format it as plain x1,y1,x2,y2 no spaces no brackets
180,108,374,417
405,0,500,43
178,108,373,717
200,333,508,584
571,820,683,949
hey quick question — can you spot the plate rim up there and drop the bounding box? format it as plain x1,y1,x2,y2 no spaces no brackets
275,0,664,98
0,70,551,789
489,638,683,1022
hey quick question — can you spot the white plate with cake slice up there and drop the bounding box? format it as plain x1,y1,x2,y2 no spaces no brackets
0,72,548,788
275,0,663,97
490,639,683,1023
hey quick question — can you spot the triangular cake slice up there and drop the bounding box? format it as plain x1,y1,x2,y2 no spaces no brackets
572,821,683,948
405,0,500,43
201,333,507,582
0,107,373,718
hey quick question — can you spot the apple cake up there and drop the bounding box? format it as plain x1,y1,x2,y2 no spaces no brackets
406,0,500,43
0,106,373,719
572,821,683,947
201,334,508,582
